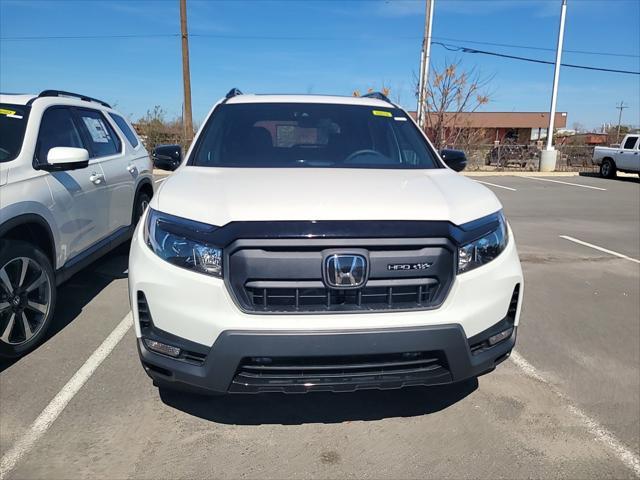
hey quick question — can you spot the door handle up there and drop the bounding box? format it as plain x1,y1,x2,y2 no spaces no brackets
89,173,105,185
127,164,137,173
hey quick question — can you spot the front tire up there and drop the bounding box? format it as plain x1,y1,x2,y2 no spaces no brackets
600,159,616,178
132,191,152,226
0,240,57,358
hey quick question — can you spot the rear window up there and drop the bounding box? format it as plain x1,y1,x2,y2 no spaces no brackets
190,103,440,169
623,136,638,149
76,109,121,157
109,112,139,148
0,104,29,163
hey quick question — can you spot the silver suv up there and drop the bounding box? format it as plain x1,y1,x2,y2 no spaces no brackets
0,90,154,358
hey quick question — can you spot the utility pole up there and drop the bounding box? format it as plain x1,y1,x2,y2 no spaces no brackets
615,101,628,142
180,0,194,144
416,0,435,130
540,0,567,172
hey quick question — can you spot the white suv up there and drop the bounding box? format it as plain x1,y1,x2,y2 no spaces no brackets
0,90,153,358
130,90,523,394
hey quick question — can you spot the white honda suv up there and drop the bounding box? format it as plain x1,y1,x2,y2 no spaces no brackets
129,90,523,395
0,90,153,358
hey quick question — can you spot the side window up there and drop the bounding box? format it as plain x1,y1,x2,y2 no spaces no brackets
109,112,139,148
622,136,638,150
36,108,85,163
75,109,121,158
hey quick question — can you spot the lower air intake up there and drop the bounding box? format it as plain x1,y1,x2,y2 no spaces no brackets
230,351,451,393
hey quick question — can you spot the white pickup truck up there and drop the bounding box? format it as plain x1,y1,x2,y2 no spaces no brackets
592,133,640,178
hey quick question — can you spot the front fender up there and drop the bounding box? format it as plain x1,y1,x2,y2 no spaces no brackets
0,207,59,267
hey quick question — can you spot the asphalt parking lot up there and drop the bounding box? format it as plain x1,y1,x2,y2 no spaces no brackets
1,173,638,479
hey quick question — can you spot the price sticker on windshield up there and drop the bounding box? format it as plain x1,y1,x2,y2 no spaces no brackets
372,110,392,117
0,108,22,119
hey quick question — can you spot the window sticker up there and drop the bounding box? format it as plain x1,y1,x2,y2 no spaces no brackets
394,117,408,121
0,108,16,116
372,110,392,117
82,116,110,143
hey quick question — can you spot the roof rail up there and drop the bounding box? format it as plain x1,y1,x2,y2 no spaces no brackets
225,88,243,99
361,91,392,104
28,90,111,108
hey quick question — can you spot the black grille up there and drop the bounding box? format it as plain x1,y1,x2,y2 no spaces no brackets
230,351,451,392
137,291,152,329
246,280,441,313
227,238,455,314
507,284,520,319
181,350,207,366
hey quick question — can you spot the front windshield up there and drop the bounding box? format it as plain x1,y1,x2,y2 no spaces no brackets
190,103,441,169
0,104,29,163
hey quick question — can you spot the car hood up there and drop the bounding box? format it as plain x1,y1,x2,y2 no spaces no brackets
153,166,502,227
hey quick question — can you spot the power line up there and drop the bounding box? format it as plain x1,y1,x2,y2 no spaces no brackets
432,36,639,59
1,32,638,74
2,31,639,59
0,33,179,40
435,42,640,75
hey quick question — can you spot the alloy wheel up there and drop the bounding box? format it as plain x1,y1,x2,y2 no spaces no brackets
0,257,52,345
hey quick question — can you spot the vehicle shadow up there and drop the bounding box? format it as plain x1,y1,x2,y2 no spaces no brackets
159,378,478,425
0,242,129,373
579,171,640,183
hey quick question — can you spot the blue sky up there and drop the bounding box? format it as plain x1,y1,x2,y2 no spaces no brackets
1,0,639,130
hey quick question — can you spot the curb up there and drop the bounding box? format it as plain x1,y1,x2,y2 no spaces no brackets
463,171,637,178
463,171,583,177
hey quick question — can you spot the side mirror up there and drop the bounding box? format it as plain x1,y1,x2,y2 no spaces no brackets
440,149,467,172
40,147,90,171
153,144,182,171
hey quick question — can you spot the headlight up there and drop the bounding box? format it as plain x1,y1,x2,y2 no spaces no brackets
144,209,222,277
458,212,508,273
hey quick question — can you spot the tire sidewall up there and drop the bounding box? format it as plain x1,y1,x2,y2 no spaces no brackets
133,191,152,226
600,159,616,178
0,240,57,358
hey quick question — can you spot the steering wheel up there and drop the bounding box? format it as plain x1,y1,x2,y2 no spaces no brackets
343,149,385,163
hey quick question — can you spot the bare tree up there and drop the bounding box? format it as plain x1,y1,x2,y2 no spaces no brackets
571,121,585,133
606,124,630,145
353,85,392,98
418,60,493,150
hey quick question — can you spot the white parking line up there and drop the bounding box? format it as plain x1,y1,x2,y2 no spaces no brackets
474,180,517,191
522,176,607,191
2,312,639,478
560,235,640,264
0,313,133,480
510,351,640,476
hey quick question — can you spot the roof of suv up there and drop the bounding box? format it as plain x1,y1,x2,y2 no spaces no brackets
1,92,398,111
0,94,37,106
0,91,112,109
225,93,396,109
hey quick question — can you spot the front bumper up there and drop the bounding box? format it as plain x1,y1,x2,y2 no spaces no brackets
138,323,517,393
129,212,524,394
